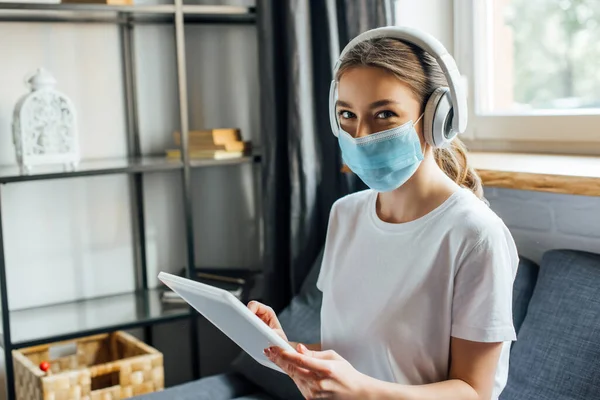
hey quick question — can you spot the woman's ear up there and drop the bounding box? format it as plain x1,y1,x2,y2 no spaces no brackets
417,125,434,156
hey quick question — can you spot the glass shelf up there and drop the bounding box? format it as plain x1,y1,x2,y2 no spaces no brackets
0,156,183,184
182,5,255,24
0,3,175,23
0,3,255,24
0,152,262,183
3,288,190,349
0,2,175,13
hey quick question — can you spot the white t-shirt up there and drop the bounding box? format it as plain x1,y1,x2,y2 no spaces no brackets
317,188,518,399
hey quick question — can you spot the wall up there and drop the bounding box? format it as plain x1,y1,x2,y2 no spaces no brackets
0,1,259,396
394,0,454,50
485,188,600,264
0,24,134,310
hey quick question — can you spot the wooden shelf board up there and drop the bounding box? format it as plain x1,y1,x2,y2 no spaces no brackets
470,152,600,196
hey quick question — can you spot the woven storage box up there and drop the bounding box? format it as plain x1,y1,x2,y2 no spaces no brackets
13,331,164,400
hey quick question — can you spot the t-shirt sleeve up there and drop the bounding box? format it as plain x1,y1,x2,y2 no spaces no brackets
451,226,518,343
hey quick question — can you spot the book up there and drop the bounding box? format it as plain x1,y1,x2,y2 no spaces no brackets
173,129,242,146
61,0,133,4
165,149,245,160
172,141,251,153
167,128,250,160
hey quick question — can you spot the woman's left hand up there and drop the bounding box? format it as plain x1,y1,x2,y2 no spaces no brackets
265,344,373,399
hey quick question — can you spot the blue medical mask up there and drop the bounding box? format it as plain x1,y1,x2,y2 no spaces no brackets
338,115,424,192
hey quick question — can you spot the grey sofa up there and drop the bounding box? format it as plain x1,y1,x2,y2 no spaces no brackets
137,249,600,400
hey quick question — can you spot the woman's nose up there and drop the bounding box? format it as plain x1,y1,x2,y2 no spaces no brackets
355,121,371,138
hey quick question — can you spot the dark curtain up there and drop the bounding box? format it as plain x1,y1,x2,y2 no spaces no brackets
258,0,395,311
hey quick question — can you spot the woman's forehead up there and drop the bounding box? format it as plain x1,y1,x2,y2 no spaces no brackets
337,67,418,108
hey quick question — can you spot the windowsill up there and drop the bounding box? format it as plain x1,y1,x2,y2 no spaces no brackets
470,152,600,196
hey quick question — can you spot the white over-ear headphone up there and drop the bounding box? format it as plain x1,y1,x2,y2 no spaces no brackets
329,26,467,148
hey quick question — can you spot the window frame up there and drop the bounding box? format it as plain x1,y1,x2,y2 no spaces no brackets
453,0,600,148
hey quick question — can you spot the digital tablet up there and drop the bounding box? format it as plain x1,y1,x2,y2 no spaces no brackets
158,271,295,373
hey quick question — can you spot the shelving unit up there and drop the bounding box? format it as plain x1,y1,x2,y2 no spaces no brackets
0,2,261,399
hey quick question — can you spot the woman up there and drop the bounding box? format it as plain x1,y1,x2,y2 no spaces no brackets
248,27,518,400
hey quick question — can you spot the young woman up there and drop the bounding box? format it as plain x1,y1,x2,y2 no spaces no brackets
248,27,518,400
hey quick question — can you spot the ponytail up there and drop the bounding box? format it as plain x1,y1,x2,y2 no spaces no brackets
434,138,484,199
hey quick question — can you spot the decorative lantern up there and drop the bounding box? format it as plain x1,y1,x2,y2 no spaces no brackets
12,68,79,173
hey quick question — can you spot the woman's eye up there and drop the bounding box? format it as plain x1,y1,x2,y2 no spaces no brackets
376,110,396,119
338,110,356,119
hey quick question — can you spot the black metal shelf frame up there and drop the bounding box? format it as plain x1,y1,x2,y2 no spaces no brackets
0,2,260,399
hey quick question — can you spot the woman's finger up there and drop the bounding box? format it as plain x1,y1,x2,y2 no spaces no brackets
286,360,321,381
294,379,317,400
247,300,260,312
247,301,282,330
296,378,331,400
272,348,332,376
299,345,341,361
267,348,321,379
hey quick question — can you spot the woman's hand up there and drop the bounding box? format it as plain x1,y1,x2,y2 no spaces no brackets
247,300,288,342
265,344,373,400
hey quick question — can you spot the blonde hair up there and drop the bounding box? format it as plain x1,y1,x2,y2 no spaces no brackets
336,38,483,199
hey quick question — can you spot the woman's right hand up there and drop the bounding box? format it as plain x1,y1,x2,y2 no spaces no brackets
247,300,288,342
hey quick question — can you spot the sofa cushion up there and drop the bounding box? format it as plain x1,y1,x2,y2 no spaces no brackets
500,250,600,400
231,248,324,400
512,256,539,335
232,395,276,400
133,372,260,400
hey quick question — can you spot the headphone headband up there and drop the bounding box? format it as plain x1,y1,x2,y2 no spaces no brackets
331,26,467,136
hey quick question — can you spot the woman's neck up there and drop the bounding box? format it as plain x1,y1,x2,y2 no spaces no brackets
376,156,459,224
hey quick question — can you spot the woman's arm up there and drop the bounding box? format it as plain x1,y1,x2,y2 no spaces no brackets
268,338,502,400
365,338,503,400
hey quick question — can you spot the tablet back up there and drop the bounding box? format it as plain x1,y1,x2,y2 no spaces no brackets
158,272,294,373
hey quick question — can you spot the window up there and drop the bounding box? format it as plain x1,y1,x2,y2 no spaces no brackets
455,0,600,146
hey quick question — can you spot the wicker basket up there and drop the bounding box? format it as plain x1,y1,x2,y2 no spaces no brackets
12,331,164,400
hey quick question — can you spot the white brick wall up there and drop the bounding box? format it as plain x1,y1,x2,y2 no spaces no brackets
485,188,600,264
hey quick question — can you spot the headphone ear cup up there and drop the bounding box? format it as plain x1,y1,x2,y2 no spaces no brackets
329,80,340,137
423,87,454,148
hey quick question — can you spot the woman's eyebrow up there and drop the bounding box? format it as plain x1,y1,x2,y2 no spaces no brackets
369,99,400,109
336,99,401,109
336,100,352,108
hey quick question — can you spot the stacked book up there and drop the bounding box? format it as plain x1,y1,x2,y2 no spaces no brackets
61,0,134,4
165,128,251,160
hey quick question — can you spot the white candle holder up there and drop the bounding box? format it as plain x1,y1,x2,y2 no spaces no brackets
12,68,80,173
